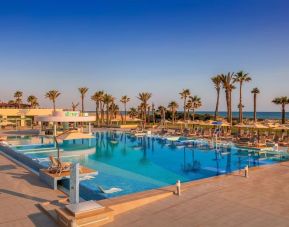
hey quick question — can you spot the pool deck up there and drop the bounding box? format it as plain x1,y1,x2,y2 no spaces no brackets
2,152,289,227
0,153,64,227
104,163,289,227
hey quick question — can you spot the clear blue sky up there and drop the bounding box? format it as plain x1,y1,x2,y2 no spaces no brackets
0,0,288,111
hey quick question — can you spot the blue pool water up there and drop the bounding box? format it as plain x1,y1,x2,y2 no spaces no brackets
9,131,286,200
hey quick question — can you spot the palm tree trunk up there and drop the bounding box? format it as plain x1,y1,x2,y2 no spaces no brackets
143,103,147,128
147,106,150,125
53,101,56,112
225,90,230,123
192,108,195,121
239,83,243,123
97,102,100,126
229,91,233,124
101,103,104,124
95,102,98,124
124,103,127,124
282,104,286,124
81,96,84,115
183,98,186,121
106,105,109,125
253,94,257,122
214,89,220,121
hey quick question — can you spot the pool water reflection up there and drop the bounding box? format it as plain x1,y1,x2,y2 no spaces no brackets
12,131,284,200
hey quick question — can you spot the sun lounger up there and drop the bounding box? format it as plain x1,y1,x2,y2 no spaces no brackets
48,156,72,175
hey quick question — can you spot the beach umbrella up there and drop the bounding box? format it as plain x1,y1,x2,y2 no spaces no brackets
176,120,185,129
270,124,289,138
234,123,253,136
234,123,253,128
196,121,207,126
249,123,268,142
210,121,230,127
271,124,289,130
251,123,268,129
187,120,201,125
211,121,223,126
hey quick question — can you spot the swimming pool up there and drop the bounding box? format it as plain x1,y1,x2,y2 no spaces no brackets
7,131,287,200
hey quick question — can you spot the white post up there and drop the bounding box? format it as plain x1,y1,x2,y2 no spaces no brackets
176,180,181,196
53,123,57,137
244,165,249,178
88,122,92,134
70,163,80,204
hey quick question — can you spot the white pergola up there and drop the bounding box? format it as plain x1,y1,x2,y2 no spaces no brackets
35,111,95,136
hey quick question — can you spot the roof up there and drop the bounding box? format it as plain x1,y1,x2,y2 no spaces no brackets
35,111,95,123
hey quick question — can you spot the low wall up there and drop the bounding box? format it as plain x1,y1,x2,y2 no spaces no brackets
0,145,43,171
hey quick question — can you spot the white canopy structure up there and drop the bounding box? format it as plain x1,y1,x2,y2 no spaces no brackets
35,111,95,136
35,111,95,123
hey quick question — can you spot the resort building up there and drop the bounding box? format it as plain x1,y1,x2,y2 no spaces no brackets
0,108,62,127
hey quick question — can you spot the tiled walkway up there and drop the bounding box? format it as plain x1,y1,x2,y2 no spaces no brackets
0,153,65,227
105,163,289,227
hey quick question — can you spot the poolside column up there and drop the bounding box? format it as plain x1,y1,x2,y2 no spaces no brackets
20,115,25,127
70,163,80,204
53,123,57,136
88,122,92,134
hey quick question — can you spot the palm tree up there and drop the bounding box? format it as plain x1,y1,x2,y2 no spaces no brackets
45,90,61,111
120,95,130,124
211,75,222,120
27,95,39,108
137,104,145,121
8,100,15,105
179,89,191,121
109,103,119,120
103,93,114,125
158,106,166,125
220,73,236,124
251,88,260,122
168,101,179,124
71,102,79,111
91,91,104,125
128,107,138,119
189,96,202,121
272,96,289,124
78,87,89,115
137,92,152,127
233,71,252,123
147,104,151,124
14,91,23,108
152,103,156,124
185,100,193,120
